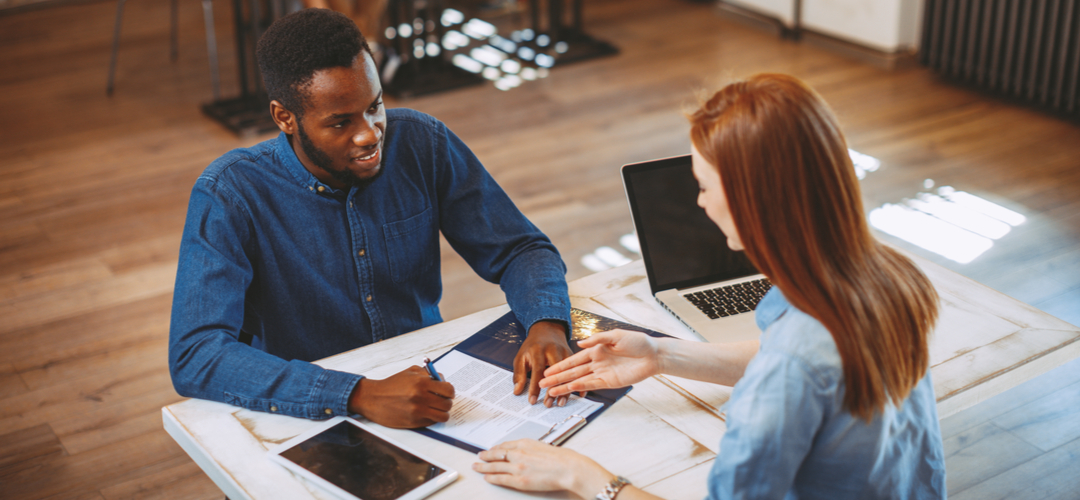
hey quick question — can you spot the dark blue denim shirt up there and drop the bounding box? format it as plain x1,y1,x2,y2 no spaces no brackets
169,108,571,420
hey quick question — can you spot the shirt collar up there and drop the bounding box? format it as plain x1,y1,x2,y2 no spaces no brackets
754,286,791,331
273,132,345,196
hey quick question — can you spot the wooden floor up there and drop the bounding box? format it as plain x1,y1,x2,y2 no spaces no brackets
1,0,1078,498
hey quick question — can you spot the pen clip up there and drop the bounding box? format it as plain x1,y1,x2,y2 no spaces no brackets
423,357,443,381
538,414,586,444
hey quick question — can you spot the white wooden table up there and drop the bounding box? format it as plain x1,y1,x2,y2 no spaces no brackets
163,254,1080,500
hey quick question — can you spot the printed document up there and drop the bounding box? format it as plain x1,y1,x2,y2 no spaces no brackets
428,350,602,450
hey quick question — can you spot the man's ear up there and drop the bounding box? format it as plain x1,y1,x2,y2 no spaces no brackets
270,100,298,135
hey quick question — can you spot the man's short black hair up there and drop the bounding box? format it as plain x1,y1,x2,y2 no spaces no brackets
256,8,372,118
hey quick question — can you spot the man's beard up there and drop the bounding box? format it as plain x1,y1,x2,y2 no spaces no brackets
296,123,382,188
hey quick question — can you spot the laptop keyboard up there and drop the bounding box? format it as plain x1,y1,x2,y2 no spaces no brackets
684,278,773,319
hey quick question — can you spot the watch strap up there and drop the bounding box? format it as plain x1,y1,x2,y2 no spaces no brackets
595,475,631,500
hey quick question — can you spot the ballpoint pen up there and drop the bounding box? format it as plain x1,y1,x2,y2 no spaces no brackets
422,357,443,381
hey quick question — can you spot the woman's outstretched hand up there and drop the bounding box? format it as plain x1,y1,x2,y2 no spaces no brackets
539,329,663,398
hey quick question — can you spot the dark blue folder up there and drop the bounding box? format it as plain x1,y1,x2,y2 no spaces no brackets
415,308,670,453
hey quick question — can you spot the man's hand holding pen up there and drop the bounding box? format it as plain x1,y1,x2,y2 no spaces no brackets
346,365,455,429
423,356,443,381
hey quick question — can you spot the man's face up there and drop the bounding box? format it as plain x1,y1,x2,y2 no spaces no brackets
291,51,387,189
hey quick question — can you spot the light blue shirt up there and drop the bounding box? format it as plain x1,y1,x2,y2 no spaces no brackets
707,287,946,499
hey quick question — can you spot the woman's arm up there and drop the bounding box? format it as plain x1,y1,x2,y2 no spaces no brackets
540,329,759,397
660,336,759,386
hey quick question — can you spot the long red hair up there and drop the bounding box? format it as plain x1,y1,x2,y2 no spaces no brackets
689,74,939,420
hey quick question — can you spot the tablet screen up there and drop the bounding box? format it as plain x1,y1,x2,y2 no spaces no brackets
275,419,451,500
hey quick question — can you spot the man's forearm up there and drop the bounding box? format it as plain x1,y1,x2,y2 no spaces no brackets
169,328,360,419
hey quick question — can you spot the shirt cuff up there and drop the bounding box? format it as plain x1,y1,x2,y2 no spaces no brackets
312,368,364,419
526,317,572,341
518,298,572,342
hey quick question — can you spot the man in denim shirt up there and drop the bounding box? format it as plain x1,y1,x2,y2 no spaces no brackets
169,9,573,428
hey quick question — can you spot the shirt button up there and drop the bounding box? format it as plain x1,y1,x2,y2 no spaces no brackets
366,295,373,302
325,408,333,415
317,186,326,193
358,249,366,257
308,187,313,191
270,406,278,412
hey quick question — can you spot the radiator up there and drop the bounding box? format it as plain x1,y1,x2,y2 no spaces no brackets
920,0,1080,117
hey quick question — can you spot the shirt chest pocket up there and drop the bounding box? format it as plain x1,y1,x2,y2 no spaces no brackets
382,207,438,283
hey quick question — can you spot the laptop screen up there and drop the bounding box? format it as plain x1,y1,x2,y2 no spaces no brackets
622,155,760,294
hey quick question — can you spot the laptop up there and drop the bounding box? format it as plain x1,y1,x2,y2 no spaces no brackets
621,155,771,343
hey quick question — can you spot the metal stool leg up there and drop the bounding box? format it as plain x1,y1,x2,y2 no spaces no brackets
171,0,179,61
106,0,128,96
202,0,222,99
108,0,179,96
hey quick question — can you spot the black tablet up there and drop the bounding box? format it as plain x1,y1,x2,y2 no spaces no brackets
268,417,458,500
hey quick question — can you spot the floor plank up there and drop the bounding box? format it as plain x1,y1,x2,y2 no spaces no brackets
18,336,165,391
2,429,189,499
98,457,224,500
0,362,173,436
1031,288,1080,329
0,423,65,476
950,436,1080,500
943,422,1045,495
940,357,1080,441
53,392,185,456
0,257,113,303
0,294,173,374
0,362,29,399
991,381,1080,452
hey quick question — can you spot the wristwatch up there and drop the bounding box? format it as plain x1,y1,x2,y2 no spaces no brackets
595,475,631,500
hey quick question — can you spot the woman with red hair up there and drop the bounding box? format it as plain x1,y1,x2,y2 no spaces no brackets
473,74,946,499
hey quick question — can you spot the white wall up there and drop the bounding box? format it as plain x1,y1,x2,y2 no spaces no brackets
726,0,797,27
803,0,924,52
726,0,926,53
